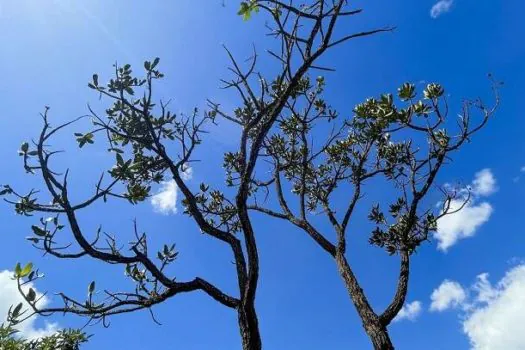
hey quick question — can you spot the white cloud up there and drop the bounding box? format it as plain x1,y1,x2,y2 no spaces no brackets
463,265,525,349
435,169,496,251
0,270,58,340
432,265,525,349
470,273,498,304
430,0,454,18
513,167,525,182
430,280,466,312
471,169,497,196
151,180,179,215
394,301,422,322
435,199,493,251
150,167,193,215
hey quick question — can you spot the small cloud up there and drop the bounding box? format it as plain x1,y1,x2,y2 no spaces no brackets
435,169,496,251
151,180,178,215
435,200,493,251
512,166,525,182
394,301,422,322
430,280,466,312
471,169,497,196
430,0,454,19
0,270,58,339
150,167,194,215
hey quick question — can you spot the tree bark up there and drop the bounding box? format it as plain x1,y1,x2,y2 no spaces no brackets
335,253,395,350
238,303,262,350
367,324,394,350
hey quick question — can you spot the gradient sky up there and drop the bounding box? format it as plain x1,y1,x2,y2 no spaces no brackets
0,1,524,349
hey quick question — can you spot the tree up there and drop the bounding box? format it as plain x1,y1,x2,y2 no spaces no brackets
249,80,499,348
0,273,88,350
1,2,392,349
0,326,87,350
233,2,499,348
0,1,499,350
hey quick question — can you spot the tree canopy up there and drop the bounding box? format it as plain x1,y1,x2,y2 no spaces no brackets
1,1,500,349
0,325,87,350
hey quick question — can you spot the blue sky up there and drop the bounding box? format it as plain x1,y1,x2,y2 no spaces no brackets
0,0,524,349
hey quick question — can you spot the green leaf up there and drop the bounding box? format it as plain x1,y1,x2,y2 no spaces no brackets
19,263,33,278
88,281,95,294
397,83,416,101
31,225,47,237
26,237,40,244
108,148,124,154
12,302,23,317
144,61,151,70
20,142,29,153
152,57,160,69
92,74,99,86
26,288,36,302
238,1,258,21
14,263,21,277
423,83,444,99
116,153,124,166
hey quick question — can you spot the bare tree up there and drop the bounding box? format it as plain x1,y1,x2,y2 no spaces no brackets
2,1,395,349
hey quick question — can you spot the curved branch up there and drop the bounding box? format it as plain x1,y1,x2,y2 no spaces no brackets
379,251,410,326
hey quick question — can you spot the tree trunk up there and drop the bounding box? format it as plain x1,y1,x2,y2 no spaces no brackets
367,323,394,350
238,303,262,350
335,253,395,350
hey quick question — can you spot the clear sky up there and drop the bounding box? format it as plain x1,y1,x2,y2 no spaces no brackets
0,0,524,349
